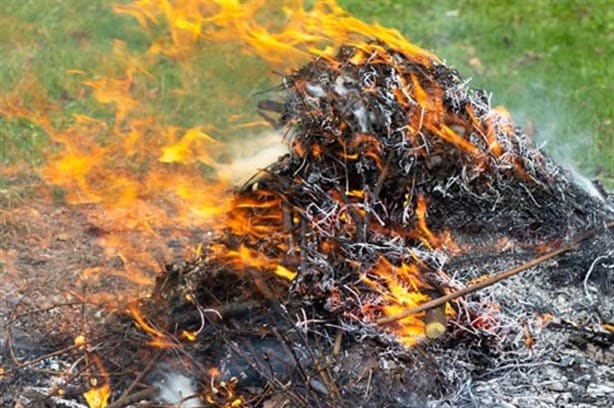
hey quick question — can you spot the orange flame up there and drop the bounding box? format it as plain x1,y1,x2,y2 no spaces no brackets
112,0,437,67
362,257,429,346
128,300,176,348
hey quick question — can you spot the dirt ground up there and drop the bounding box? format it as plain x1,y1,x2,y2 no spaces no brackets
1,197,144,313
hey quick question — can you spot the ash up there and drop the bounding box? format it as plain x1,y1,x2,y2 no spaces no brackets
3,43,613,407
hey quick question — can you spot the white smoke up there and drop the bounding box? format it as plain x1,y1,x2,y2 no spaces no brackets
215,131,288,186
155,372,203,407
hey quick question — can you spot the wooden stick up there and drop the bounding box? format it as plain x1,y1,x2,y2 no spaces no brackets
333,328,343,355
1,343,84,375
378,221,613,326
424,304,447,338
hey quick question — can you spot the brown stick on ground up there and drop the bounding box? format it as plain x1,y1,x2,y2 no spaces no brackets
378,221,613,326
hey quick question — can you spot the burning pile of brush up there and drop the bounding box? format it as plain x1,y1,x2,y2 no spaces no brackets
129,42,611,406
3,5,612,406
198,41,585,344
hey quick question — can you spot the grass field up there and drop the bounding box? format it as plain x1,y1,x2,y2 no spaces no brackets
1,0,612,190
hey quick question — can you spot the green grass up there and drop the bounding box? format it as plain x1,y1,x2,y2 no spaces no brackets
1,0,612,187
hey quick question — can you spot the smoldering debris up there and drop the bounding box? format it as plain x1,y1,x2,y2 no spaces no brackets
2,42,613,407
148,42,612,407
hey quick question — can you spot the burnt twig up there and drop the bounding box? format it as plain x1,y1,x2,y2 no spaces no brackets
378,221,613,326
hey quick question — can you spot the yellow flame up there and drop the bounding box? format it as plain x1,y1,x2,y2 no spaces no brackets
159,128,217,165
83,384,110,408
274,265,297,281
112,0,437,67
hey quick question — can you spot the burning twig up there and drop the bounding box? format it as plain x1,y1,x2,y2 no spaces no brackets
378,221,614,326
424,304,448,339
2,341,86,376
